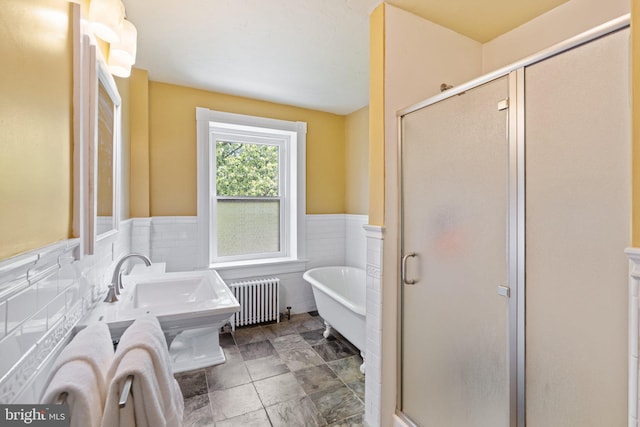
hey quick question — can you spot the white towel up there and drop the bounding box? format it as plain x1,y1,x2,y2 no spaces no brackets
101,316,184,427
42,362,104,427
41,322,114,427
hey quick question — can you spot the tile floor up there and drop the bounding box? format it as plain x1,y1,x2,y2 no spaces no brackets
175,312,365,427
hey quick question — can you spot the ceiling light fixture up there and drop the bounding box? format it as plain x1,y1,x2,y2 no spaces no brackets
108,19,137,78
88,0,125,44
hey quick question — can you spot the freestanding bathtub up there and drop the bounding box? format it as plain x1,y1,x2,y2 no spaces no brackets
303,266,366,373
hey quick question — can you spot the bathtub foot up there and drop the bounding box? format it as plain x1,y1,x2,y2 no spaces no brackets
360,351,366,375
323,321,332,339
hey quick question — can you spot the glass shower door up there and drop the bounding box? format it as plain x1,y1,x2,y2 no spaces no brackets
400,76,511,426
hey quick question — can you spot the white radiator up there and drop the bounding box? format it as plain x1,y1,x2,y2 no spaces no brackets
229,277,280,330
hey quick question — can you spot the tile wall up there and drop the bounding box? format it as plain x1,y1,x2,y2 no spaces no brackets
306,215,347,270
345,215,368,270
0,221,132,403
364,225,384,427
627,249,640,427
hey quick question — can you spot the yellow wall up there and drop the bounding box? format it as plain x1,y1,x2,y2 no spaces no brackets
129,69,150,217
633,0,640,246
345,106,369,215
0,0,73,259
147,82,346,216
369,4,386,226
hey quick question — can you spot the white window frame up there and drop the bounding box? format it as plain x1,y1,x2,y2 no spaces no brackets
210,129,288,262
196,107,306,269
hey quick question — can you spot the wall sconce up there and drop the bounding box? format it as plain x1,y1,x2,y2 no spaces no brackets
89,0,125,44
108,19,137,78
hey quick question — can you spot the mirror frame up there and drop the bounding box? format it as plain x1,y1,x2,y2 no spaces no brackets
85,43,121,254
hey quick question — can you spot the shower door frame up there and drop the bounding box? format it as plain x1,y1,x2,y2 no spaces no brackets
395,14,630,427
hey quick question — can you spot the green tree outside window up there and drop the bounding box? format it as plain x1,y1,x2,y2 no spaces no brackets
216,141,279,197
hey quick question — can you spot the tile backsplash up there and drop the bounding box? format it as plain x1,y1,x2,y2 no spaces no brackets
0,302,6,341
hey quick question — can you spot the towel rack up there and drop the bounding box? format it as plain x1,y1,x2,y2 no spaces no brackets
55,392,68,405
54,376,133,408
119,375,134,408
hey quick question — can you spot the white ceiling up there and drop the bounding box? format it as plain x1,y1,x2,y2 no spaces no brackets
122,0,569,115
123,0,380,115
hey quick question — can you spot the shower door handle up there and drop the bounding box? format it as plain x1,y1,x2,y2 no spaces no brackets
402,252,417,285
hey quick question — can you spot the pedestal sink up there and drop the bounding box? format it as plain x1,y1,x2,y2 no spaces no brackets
78,267,240,373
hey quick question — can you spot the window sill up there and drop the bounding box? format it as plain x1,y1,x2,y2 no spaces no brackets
210,257,308,281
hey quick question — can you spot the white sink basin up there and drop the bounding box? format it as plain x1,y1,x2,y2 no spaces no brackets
106,270,240,332
132,273,222,309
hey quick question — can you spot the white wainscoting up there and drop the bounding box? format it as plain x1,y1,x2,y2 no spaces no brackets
627,248,640,427
364,225,384,427
345,215,368,269
306,214,346,270
150,217,199,272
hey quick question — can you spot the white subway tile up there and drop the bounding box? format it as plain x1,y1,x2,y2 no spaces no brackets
37,275,59,311
175,238,198,249
366,337,381,358
370,276,382,292
150,238,177,249
367,307,381,333
631,356,638,418
364,231,383,427
150,216,176,225
306,215,345,240
367,288,381,306
57,278,76,294
173,216,197,224
634,297,639,358
345,215,368,269
47,293,67,329
58,259,78,282
18,306,48,353
0,334,23,380
0,301,6,340
0,251,37,279
132,226,150,237
0,277,29,299
151,221,175,233
7,287,38,333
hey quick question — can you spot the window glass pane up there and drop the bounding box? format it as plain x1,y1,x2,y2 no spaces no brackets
216,141,279,197
217,200,280,257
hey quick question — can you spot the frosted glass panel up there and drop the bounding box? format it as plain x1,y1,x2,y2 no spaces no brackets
401,77,509,426
524,29,630,427
217,200,280,256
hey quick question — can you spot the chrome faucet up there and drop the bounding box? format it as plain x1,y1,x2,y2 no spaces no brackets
103,253,152,303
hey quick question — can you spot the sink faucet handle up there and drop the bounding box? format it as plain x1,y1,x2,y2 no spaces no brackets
104,284,119,303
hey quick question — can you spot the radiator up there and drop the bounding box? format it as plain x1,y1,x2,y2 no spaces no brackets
229,277,280,330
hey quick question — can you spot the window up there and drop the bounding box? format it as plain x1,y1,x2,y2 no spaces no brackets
196,108,306,267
